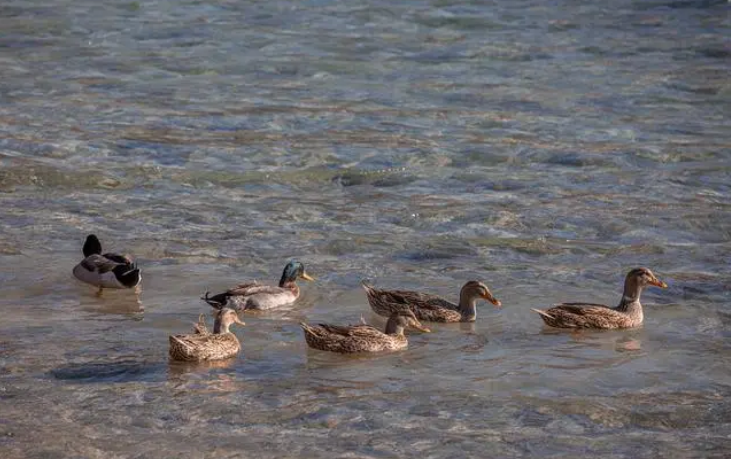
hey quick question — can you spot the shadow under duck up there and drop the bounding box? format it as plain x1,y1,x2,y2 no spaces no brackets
301,309,431,354
202,260,314,311
169,308,245,361
532,267,668,329
362,280,501,323
72,234,141,294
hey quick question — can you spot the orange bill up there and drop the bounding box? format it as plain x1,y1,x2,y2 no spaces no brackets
412,323,431,333
483,292,502,308
649,278,668,288
300,271,316,281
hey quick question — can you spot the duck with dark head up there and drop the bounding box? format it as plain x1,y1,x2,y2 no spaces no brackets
72,234,142,295
532,267,668,329
202,260,315,311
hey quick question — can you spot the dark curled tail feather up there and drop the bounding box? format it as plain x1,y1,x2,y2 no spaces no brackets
201,291,227,309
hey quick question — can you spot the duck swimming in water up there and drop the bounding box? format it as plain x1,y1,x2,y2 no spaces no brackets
169,308,245,362
532,267,668,329
72,234,141,294
362,280,501,323
202,260,315,311
300,309,431,354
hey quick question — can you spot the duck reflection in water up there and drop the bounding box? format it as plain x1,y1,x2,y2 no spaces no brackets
78,288,144,317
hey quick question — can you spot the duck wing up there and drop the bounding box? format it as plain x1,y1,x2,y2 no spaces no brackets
169,333,240,361
317,323,380,337
227,284,279,297
79,254,122,273
535,302,632,329
102,252,134,265
238,286,299,310
300,321,393,353
551,302,612,313
366,286,457,310
226,280,264,296
202,282,276,309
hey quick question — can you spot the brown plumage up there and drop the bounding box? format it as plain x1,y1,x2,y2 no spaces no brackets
361,280,501,323
300,310,431,354
169,309,245,361
192,313,209,335
532,267,668,329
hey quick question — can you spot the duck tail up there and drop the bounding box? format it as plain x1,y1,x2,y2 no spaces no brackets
531,308,554,320
193,313,208,335
201,291,225,309
119,268,141,288
360,279,375,292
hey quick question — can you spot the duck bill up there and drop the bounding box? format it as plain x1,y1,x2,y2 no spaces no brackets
483,293,502,308
412,323,431,333
233,316,246,326
649,278,668,288
300,271,316,282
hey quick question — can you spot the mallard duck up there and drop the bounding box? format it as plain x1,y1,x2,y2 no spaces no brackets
169,308,245,361
300,309,431,354
202,260,315,311
72,234,141,294
532,267,668,329
361,280,501,323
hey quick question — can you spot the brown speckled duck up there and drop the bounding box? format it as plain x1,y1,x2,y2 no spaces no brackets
169,308,245,361
532,267,668,329
361,280,501,323
300,310,431,354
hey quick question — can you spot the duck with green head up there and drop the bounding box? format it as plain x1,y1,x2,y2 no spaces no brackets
202,260,315,311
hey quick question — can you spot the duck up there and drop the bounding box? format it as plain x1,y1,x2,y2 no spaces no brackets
361,280,501,323
169,308,245,361
202,260,315,311
72,234,141,294
532,267,668,329
300,309,431,354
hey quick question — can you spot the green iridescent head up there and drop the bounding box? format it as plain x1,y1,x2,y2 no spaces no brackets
278,260,315,287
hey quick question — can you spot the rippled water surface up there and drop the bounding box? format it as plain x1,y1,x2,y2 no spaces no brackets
1,0,731,457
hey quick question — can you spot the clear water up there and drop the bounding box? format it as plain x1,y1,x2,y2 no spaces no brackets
1,0,730,457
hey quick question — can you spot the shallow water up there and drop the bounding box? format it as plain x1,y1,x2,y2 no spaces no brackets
1,0,731,457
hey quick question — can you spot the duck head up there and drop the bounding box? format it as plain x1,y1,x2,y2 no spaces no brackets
278,260,315,287
623,267,667,301
213,308,245,334
83,234,103,257
460,280,501,308
385,309,431,335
